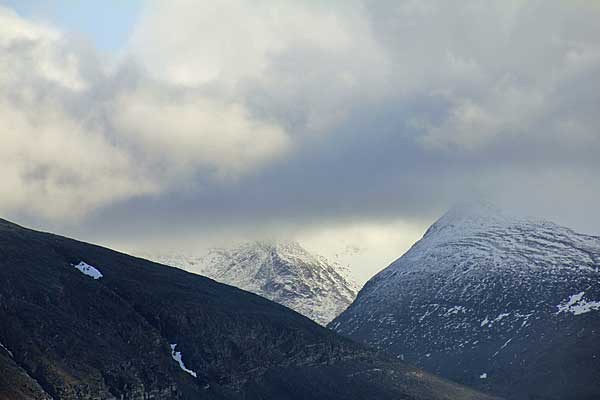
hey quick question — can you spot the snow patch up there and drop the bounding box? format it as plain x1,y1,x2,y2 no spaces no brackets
444,305,467,316
556,292,600,315
73,261,103,280
492,338,513,357
170,344,197,378
0,342,13,358
493,313,510,323
482,313,510,328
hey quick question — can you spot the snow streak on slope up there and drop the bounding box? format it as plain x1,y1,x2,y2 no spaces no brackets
151,241,359,325
170,344,197,378
0,341,13,358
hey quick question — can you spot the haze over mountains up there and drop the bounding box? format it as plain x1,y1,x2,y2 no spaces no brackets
149,241,359,325
331,204,600,400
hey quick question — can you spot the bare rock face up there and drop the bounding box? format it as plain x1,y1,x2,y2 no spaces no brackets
330,204,600,400
0,218,497,400
151,241,358,325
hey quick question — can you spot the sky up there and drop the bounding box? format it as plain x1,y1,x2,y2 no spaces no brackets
1,0,599,283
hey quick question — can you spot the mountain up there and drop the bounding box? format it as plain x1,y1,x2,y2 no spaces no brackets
149,241,359,325
0,218,497,400
329,203,600,400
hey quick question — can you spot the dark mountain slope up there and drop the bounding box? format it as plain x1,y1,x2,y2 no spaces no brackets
0,218,497,400
330,204,600,400
0,348,52,400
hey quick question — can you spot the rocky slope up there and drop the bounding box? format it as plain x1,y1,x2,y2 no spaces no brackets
150,241,358,325
0,218,497,400
330,204,600,400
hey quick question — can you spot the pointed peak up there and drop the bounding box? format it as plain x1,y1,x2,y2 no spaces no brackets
424,202,510,238
443,201,504,220
244,239,305,253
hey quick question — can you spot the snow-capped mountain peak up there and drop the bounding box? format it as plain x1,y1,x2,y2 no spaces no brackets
150,240,358,325
330,205,600,400
423,202,508,237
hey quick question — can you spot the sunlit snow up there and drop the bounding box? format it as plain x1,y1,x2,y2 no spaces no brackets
170,344,197,378
556,292,600,315
73,261,103,279
149,241,358,325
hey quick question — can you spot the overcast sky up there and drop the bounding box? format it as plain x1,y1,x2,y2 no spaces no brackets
1,1,599,282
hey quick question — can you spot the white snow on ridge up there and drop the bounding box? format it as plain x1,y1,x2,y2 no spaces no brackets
170,344,197,378
330,203,600,393
148,241,358,325
73,261,103,279
0,342,13,358
556,292,600,315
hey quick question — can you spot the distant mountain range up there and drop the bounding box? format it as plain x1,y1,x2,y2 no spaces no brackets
149,241,359,325
0,218,496,400
330,204,600,400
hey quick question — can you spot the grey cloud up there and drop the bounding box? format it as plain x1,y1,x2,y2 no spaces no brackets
2,1,600,254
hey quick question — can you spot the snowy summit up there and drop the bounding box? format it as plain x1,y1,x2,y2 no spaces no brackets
331,203,600,399
151,241,359,325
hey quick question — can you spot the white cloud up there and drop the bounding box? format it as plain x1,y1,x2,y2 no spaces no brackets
111,86,290,179
129,0,391,134
0,5,291,220
0,96,157,220
0,7,153,219
130,0,378,87
0,7,87,91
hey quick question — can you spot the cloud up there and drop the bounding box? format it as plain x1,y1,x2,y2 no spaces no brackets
0,95,157,219
0,7,153,220
0,7,85,90
110,84,290,179
0,5,290,220
2,0,600,263
129,0,391,135
129,0,380,85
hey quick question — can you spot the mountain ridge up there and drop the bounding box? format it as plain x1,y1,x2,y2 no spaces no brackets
148,240,359,325
0,218,497,400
